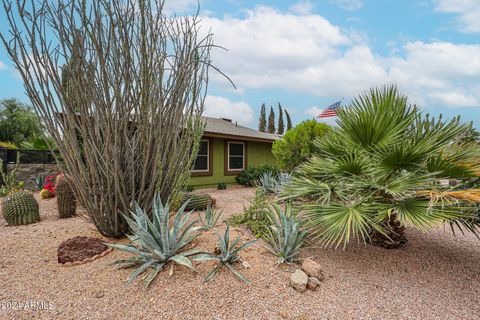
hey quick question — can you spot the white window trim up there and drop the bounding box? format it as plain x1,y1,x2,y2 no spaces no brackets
192,139,209,172
227,141,245,171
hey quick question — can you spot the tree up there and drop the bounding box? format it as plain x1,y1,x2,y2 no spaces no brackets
1,0,215,238
258,103,266,132
285,109,292,131
272,119,330,171
268,106,276,134
277,103,284,134
0,99,42,147
281,85,480,249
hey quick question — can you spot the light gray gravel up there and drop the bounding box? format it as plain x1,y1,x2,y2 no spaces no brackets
0,188,479,320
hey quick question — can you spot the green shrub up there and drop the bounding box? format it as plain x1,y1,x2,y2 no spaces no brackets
235,164,279,186
272,119,331,171
226,189,270,239
185,185,194,192
217,182,227,190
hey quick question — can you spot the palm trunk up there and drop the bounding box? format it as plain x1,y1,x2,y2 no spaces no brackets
369,214,407,249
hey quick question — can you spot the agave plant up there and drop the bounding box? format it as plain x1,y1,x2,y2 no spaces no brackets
195,225,256,283
198,205,223,231
257,171,278,194
108,194,203,288
265,202,306,264
281,85,480,249
257,172,292,195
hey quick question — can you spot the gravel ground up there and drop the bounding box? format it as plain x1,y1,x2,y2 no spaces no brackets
0,187,479,320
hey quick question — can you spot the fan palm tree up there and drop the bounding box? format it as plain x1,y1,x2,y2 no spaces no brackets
281,85,480,249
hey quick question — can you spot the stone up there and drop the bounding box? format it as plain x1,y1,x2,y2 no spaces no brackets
279,310,289,319
242,261,251,269
289,269,308,292
307,277,321,291
94,291,104,298
302,257,324,280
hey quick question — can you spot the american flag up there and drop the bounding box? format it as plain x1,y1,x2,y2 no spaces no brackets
317,101,341,118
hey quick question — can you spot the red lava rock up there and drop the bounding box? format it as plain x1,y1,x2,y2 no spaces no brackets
58,236,108,264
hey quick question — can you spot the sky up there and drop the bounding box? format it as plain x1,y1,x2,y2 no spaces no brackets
0,0,479,129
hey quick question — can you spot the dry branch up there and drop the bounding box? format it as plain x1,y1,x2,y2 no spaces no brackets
0,0,215,237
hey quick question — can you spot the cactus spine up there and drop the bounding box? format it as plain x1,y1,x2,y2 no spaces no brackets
56,175,76,218
2,191,40,226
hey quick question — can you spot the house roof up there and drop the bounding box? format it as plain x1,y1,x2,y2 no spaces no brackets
202,117,281,143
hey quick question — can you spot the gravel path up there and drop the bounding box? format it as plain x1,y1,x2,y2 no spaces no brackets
1,187,479,320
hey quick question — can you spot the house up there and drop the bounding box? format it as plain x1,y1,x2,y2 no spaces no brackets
190,117,280,188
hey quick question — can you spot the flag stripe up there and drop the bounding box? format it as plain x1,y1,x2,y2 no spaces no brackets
317,100,341,118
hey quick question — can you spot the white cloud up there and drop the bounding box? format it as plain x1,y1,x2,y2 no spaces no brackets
329,0,363,11
305,106,322,118
202,6,480,110
289,1,314,15
0,60,6,71
204,95,254,126
386,41,480,107
434,0,480,33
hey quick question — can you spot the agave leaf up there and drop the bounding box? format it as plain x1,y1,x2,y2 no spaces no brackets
127,260,155,285
204,263,223,283
143,263,165,288
224,263,250,284
169,255,195,271
107,243,146,255
191,253,220,262
230,239,257,257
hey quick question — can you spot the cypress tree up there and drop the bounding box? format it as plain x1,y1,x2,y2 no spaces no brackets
258,103,266,132
277,103,284,134
267,106,276,133
285,109,292,131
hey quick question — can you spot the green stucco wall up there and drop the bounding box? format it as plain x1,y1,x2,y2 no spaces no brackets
189,138,275,188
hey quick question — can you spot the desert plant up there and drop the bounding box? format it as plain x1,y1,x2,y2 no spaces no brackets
265,203,306,264
0,155,24,196
217,182,227,190
235,164,279,186
56,175,76,218
198,205,223,231
195,225,256,283
183,193,215,211
272,119,331,171
281,85,480,248
257,172,278,194
1,0,218,238
35,175,46,191
108,194,204,288
40,189,54,199
2,191,40,225
227,189,270,239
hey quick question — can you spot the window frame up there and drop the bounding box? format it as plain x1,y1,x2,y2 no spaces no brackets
224,141,247,175
191,138,213,176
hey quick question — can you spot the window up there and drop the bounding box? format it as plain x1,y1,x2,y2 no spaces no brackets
228,142,244,171
193,140,209,172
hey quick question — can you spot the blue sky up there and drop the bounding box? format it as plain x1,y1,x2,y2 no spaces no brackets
1,0,479,128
